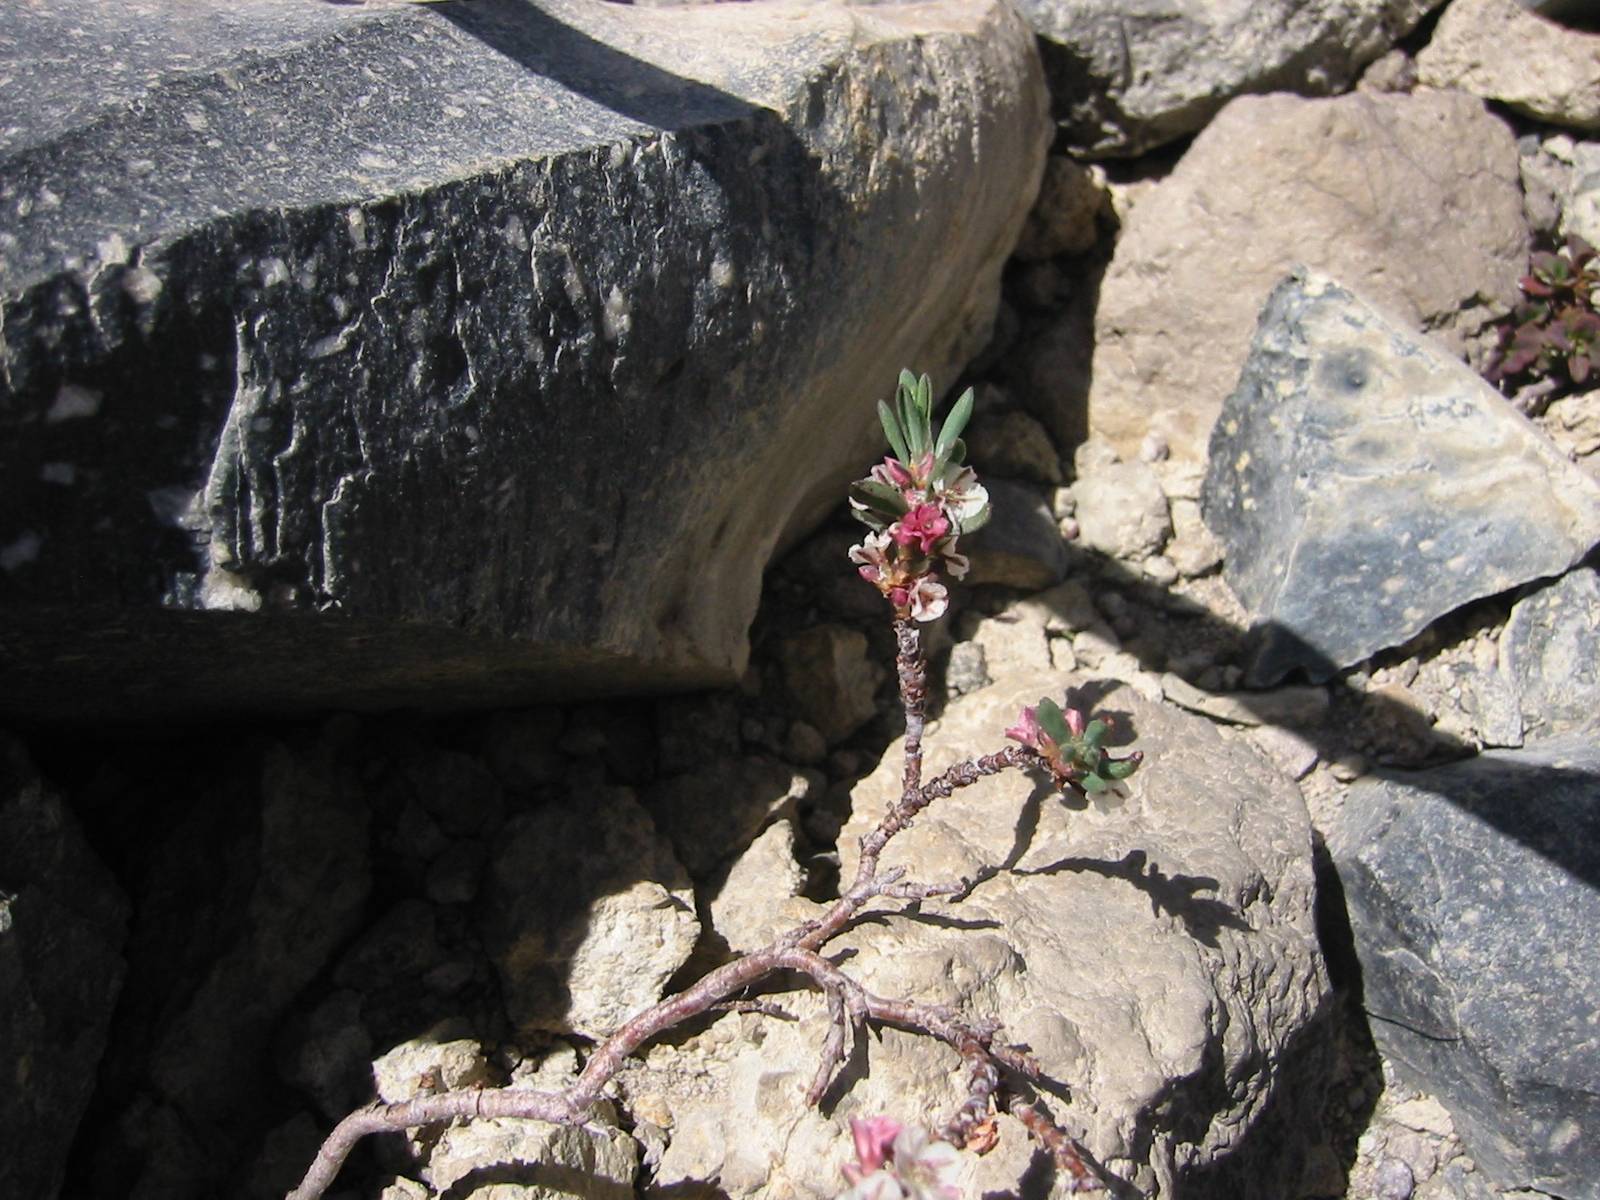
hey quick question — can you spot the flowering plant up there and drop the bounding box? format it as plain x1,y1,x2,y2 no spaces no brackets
286,368,1137,1200
836,1116,961,1200
848,371,989,622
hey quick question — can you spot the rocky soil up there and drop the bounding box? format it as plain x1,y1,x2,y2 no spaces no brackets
3,1,1599,1199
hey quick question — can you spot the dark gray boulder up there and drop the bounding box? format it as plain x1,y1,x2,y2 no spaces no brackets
1011,0,1436,157
1329,732,1600,1199
0,0,1048,721
1501,566,1600,741
0,735,130,1200
1203,270,1600,686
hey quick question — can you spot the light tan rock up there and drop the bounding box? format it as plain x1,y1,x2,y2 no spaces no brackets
708,819,807,954
1418,0,1600,132
1088,90,1527,462
1072,461,1172,560
643,674,1329,1198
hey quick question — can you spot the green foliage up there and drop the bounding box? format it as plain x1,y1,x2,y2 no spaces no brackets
1487,235,1600,390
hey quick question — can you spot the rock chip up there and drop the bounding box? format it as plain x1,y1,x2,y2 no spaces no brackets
1203,271,1600,686
1014,155,1107,260
1417,0,1600,132
0,735,131,1200
642,756,814,878
963,408,1064,484
776,625,882,746
481,786,698,1039
1071,461,1171,560
1329,732,1600,1198
960,478,1070,590
708,819,807,954
1014,0,1435,156
1089,90,1526,463
0,0,1048,721
647,673,1330,1198
1500,567,1600,741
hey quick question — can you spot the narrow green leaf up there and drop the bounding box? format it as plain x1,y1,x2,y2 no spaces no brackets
1082,719,1107,751
1034,697,1072,746
877,400,911,463
917,373,933,419
849,479,911,517
935,387,974,458
898,368,919,396
1104,757,1139,780
898,379,925,458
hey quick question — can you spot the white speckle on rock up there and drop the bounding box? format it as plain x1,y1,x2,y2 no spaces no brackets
258,257,289,288
346,207,367,250
96,234,129,265
183,109,210,133
0,531,42,571
603,286,632,342
39,463,76,485
46,382,101,422
122,266,163,304
710,256,736,290
200,568,263,613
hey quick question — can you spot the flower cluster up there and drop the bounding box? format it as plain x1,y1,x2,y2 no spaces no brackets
1006,696,1142,797
848,372,990,622
836,1117,961,1200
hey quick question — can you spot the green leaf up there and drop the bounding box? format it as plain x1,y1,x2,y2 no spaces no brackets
917,373,934,419
1082,719,1107,751
1104,756,1139,780
1079,772,1109,794
877,400,911,463
1034,698,1072,746
898,377,926,458
935,387,974,459
849,479,911,518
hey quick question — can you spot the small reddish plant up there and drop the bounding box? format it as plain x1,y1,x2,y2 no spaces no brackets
1487,235,1600,390
285,371,1142,1200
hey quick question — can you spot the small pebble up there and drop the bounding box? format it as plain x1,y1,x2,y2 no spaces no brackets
1142,555,1179,586
1138,431,1170,463
1374,1156,1414,1200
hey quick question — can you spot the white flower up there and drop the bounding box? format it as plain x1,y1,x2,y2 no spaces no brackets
849,530,894,583
906,576,948,623
888,1127,961,1200
837,1170,907,1200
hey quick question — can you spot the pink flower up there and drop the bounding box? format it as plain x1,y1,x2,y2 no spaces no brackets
844,1116,903,1183
891,504,950,555
1064,705,1086,737
849,531,894,583
869,457,914,492
1004,706,1045,751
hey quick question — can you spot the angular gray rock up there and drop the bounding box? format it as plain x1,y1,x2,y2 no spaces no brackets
1329,732,1600,1199
1417,0,1600,133
1203,271,1600,686
0,0,1048,721
481,785,698,1039
1500,567,1600,741
1089,90,1526,463
0,735,130,1200
1013,0,1436,157
644,673,1332,1198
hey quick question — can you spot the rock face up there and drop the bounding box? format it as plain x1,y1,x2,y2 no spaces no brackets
1013,0,1436,157
1329,732,1600,1198
1088,90,1526,463
0,736,130,1200
0,0,1048,721
1500,567,1600,741
1203,271,1600,686
643,674,1331,1198
1417,0,1600,132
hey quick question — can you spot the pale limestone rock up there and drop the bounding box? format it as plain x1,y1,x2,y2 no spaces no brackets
482,787,699,1039
1418,0,1600,132
776,625,882,745
1089,90,1527,463
643,757,815,878
708,819,807,954
644,674,1329,1198
1071,461,1172,560
969,603,1055,680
